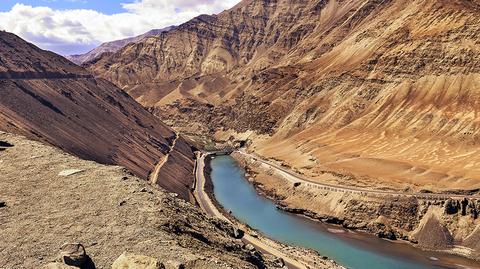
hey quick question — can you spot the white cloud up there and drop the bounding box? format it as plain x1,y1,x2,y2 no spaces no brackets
0,0,240,55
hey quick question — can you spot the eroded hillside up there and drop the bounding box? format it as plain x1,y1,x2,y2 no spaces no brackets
0,31,194,200
0,132,274,269
89,0,480,193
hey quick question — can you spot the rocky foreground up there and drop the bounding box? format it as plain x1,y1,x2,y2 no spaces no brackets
0,132,287,269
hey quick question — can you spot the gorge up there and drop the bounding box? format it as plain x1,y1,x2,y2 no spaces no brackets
86,0,480,263
1,0,479,268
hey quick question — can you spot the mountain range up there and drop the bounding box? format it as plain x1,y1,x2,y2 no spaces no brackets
88,0,480,193
67,27,174,65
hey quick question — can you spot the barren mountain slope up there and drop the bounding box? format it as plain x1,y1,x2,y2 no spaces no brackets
0,31,194,200
89,0,480,193
0,132,273,269
67,27,174,65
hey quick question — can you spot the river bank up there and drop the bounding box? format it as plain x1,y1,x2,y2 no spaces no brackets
228,152,480,268
202,154,344,269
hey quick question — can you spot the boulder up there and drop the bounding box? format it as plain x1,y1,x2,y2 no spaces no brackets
273,257,285,267
444,199,459,214
112,253,165,269
60,243,87,267
376,229,397,240
0,141,13,147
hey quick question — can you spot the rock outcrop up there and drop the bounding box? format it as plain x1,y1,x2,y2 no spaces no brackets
0,31,194,200
112,253,164,269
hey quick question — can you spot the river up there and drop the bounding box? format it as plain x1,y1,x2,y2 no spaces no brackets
210,155,480,269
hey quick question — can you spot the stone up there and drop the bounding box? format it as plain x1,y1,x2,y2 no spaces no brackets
43,262,78,269
60,243,87,267
244,244,255,251
0,141,14,147
273,257,285,267
58,169,84,177
112,253,165,269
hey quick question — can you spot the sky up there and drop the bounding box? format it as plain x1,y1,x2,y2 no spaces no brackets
0,0,240,55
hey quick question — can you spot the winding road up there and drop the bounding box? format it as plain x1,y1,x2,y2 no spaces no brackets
149,133,178,184
236,151,480,201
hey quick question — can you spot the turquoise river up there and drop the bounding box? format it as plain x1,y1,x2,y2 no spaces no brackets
210,155,480,269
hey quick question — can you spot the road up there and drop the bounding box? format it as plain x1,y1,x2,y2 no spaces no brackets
236,151,480,201
149,133,178,184
193,153,309,269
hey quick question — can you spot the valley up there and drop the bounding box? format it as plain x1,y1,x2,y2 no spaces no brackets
1,0,480,268
83,0,480,263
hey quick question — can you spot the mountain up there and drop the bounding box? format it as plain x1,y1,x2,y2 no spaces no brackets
67,27,174,65
0,30,194,200
88,0,480,194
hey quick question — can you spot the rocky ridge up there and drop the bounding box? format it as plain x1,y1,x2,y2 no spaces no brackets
0,132,279,269
67,27,174,66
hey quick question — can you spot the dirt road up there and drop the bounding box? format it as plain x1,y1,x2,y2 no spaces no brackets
237,151,480,201
149,133,178,184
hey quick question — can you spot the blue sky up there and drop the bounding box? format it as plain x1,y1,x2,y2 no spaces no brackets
0,0,133,15
0,0,240,55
